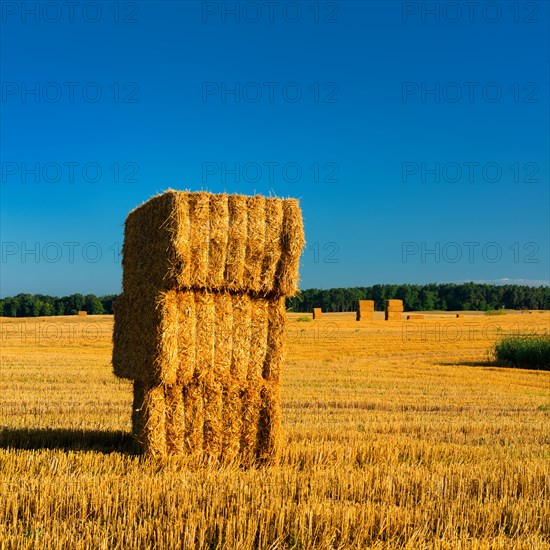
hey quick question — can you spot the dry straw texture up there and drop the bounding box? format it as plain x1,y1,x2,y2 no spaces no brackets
113,190,304,464
385,312,403,321
114,289,289,462
122,190,304,296
385,299,404,321
313,308,322,320
356,300,375,321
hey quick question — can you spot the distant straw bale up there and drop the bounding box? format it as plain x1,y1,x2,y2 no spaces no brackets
385,299,404,320
356,300,374,321
313,308,322,320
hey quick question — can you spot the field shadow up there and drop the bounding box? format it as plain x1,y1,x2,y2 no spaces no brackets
440,360,500,368
0,427,138,455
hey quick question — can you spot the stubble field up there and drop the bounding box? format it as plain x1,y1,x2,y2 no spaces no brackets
1,311,549,549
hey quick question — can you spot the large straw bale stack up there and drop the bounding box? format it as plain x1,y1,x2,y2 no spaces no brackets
113,190,304,465
313,308,322,320
356,300,374,321
385,299,404,320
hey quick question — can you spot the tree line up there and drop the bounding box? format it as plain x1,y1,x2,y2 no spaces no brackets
0,283,548,317
0,293,117,317
286,283,550,312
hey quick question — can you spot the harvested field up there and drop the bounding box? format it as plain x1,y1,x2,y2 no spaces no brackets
0,311,549,548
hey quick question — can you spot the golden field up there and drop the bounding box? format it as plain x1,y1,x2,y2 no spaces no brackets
0,311,549,549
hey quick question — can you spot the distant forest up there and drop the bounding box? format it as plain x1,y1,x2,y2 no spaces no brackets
0,283,549,317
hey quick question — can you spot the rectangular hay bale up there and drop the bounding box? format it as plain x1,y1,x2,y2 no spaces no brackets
356,300,375,321
122,190,304,296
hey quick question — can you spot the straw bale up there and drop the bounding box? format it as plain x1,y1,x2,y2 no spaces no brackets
385,311,403,321
77,311,87,316
202,376,224,461
276,199,305,296
141,384,167,458
112,291,177,385
263,297,286,381
116,190,304,464
122,192,177,292
194,292,215,376
240,380,262,466
386,299,403,307
256,381,282,465
221,384,242,463
225,195,248,291
122,190,304,295
241,299,269,461
260,198,284,293
208,194,229,288
356,300,375,321
312,308,322,320
230,293,252,383
213,292,240,461
188,192,210,288
243,196,266,292
183,381,204,455
175,291,196,385
165,385,185,455
406,314,424,320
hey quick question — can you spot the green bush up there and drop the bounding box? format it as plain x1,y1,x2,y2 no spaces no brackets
494,336,550,370
296,316,312,322
485,309,506,316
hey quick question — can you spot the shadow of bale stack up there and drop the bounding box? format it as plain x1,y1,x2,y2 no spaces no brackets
385,299,404,321
112,190,304,465
356,300,374,321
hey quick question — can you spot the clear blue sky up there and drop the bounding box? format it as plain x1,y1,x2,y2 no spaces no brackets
1,0,548,297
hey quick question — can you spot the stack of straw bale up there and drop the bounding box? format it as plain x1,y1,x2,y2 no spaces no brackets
385,299,403,321
112,190,304,464
312,308,322,320
356,300,374,321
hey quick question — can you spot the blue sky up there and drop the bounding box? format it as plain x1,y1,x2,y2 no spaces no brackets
1,0,548,296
